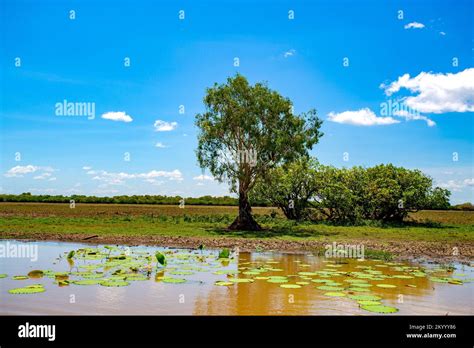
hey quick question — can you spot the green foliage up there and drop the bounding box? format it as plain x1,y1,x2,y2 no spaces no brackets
315,164,451,223
253,161,452,224
252,157,321,220
218,248,230,259
425,187,451,210
452,202,474,211
0,193,243,206
67,250,75,259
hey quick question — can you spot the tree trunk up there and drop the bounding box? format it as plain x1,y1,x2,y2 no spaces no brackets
229,189,261,231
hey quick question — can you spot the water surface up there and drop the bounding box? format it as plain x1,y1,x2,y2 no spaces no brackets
0,240,472,315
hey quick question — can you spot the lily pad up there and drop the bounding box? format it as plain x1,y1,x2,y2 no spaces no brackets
324,292,346,297
348,287,371,292
169,270,194,276
376,284,397,288
73,279,102,285
100,280,130,287
348,294,382,301
360,305,399,313
280,284,302,289
215,281,233,286
9,284,45,294
297,272,318,276
267,278,289,283
316,285,345,291
229,278,254,283
12,276,28,280
0,274,7,279
357,300,382,306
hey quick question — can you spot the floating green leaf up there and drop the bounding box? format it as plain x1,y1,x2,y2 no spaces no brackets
100,280,130,287
348,294,382,301
162,277,186,284
376,284,397,288
324,292,346,297
12,276,28,280
215,281,233,286
360,305,399,313
267,278,288,283
229,278,254,283
73,279,102,285
280,284,302,289
348,287,371,292
9,284,45,294
316,285,344,291
218,248,230,259
357,300,382,306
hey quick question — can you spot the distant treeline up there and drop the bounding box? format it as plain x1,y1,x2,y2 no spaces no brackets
0,193,268,206
0,193,471,211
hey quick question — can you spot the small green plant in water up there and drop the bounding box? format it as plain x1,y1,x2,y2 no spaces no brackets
155,251,167,267
218,248,230,259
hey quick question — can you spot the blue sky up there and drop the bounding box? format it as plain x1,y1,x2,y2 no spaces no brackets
0,0,473,203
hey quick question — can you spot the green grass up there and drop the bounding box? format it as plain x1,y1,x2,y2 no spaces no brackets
0,212,472,244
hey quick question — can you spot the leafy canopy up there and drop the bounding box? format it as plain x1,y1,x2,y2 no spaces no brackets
195,74,323,193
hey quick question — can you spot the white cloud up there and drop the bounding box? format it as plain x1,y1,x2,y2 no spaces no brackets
101,111,133,122
154,120,177,131
438,178,474,192
284,49,296,58
5,165,54,178
327,108,399,126
155,142,168,148
380,68,474,114
86,168,183,185
393,110,436,127
193,174,214,181
404,22,425,29
82,166,92,170
33,172,52,180
464,178,474,186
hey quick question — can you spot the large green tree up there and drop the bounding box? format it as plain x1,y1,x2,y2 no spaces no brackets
195,74,323,230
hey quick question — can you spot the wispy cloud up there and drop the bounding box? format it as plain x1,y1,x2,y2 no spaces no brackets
4,165,54,178
283,49,296,58
193,174,214,181
101,111,133,122
154,120,177,132
155,142,168,148
84,167,183,185
327,108,399,126
437,178,474,192
404,22,425,29
393,110,436,127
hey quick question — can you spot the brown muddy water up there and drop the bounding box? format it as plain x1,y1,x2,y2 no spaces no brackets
0,240,472,315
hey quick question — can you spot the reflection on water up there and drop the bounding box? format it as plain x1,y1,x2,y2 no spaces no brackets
0,240,472,315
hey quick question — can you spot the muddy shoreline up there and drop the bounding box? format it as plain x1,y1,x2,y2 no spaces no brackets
1,232,472,264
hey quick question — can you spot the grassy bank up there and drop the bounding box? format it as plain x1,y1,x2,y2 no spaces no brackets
0,203,473,260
